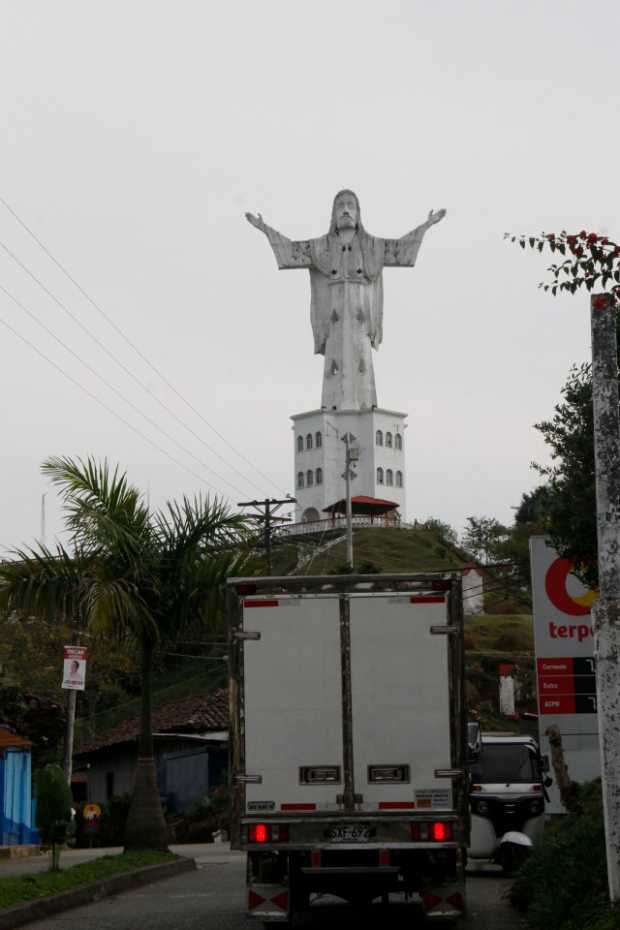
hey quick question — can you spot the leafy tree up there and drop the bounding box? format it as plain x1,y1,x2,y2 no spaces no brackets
0,457,250,850
532,363,599,588
35,763,73,870
514,485,551,525
461,516,511,564
419,518,459,547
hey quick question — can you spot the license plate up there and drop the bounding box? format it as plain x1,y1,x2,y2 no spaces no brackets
325,825,372,843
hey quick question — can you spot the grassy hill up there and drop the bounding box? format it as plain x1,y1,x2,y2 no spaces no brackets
272,526,471,575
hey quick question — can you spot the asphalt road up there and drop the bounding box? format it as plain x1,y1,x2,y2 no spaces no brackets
19,848,525,930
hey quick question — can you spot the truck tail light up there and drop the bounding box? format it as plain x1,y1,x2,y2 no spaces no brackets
248,823,290,843
410,822,454,842
431,821,453,842
250,823,269,843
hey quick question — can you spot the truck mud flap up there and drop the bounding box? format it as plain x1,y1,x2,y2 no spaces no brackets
420,883,465,921
248,883,290,922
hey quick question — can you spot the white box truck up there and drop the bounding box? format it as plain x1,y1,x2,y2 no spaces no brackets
227,573,468,924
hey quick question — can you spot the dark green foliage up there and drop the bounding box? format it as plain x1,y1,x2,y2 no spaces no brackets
34,764,73,869
533,363,599,588
0,686,65,767
509,780,620,930
34,764,73,844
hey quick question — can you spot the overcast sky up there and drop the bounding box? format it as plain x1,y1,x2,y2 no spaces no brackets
1,0,618,551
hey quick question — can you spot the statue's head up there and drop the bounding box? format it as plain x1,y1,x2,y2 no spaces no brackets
330,189,362,234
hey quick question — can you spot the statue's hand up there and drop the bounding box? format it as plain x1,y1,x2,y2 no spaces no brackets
245,212,267,232
426,208,447,226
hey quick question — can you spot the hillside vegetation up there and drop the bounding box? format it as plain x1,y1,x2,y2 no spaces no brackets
272,526,470,575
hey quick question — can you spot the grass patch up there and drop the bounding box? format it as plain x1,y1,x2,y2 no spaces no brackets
465,614,533,653
0,850,177,910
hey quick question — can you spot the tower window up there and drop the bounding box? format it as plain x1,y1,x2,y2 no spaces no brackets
315,431,322,448
386,469,393,487
306,433,313,450
376,430,383,446
306,469,314,487
396,470,403,488
395,433,402,450
316,467,323,485
377,467,384,485
297,471,304,488
297,435,303,453
385,432,393,448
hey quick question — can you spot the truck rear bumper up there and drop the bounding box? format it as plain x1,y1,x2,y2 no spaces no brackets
247,845,465,922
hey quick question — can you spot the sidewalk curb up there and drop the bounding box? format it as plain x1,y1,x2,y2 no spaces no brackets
0,856,196,929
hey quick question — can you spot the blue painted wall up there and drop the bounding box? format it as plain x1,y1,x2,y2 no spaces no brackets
0,748,39,845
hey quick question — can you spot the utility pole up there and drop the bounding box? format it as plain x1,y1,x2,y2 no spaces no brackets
238,498,296,574
590,292,620,901
40,492,47,546
63,690,77,783
341,433,358,569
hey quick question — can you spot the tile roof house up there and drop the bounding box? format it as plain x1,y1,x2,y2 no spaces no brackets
74,689,228,814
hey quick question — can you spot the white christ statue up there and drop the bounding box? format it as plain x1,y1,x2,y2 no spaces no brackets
246,189,445,410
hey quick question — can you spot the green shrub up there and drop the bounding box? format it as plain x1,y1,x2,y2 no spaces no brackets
509,780,618,930
34,764,73,869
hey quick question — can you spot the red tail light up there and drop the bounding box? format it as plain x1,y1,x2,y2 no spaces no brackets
431,821,453,842
250,823,268,843
248,823,290,843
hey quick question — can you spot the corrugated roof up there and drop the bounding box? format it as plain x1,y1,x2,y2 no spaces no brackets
76,688,228,755
0,728,32,750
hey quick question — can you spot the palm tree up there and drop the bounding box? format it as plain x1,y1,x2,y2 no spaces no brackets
0,456,250,850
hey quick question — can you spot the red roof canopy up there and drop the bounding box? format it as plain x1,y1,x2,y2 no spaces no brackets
323,495,399,515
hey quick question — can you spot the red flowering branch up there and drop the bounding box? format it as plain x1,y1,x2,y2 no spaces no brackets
505,229,620,307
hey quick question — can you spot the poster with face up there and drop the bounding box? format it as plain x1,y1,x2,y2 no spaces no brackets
62,645,88,691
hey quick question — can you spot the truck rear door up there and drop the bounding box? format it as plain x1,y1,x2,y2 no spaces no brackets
242,593,343,814
349,593,455,814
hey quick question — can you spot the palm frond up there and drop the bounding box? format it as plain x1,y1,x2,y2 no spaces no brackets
42,456,151,561
0,542,87,622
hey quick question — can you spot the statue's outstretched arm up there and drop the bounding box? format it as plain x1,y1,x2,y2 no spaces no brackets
245,211,311,270
383,208,447,267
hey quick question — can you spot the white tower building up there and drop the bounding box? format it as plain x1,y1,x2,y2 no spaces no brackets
291,407,406,524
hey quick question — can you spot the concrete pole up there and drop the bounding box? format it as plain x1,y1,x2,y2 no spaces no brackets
63,688,77,784
342,434,355,569
590,292,620,901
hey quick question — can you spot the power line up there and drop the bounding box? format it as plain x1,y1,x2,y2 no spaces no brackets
0,236,269,498
0,283,253,499
0,196,285,495
0,312,230,497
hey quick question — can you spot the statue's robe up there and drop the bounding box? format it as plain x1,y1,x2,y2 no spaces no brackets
264,224,427,410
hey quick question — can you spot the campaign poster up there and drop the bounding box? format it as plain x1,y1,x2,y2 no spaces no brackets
62,644,88,691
